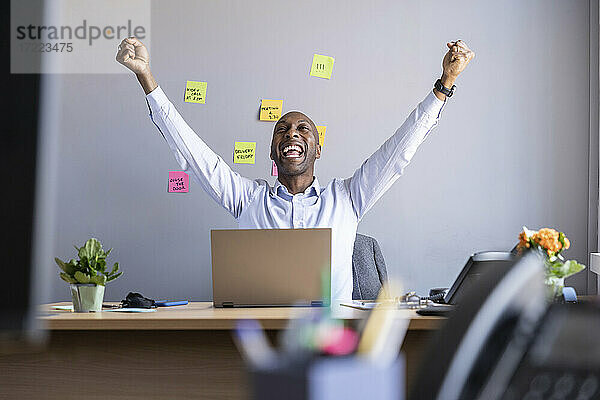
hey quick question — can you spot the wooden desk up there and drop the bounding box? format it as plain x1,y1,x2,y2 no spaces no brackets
0,302,443,400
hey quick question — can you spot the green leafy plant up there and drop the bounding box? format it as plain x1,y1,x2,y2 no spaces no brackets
55,238,122,286
544,258,585,286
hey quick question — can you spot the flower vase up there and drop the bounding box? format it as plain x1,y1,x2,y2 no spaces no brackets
545,276,565,301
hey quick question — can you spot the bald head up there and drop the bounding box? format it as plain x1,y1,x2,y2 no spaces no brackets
275,111,319,143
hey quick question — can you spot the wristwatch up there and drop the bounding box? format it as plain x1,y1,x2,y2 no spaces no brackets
434,79,456,97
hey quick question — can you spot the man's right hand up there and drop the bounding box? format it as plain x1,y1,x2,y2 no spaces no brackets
116,37,157,95
116,37,150,75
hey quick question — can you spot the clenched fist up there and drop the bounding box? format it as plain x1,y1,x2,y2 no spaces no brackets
433,40,475,100
116,37,150,75
442,40,475,80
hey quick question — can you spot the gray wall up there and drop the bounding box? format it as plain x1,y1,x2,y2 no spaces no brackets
47,0,592,302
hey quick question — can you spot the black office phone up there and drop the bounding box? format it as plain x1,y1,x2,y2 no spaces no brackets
410,252,600,400
497,303,600,399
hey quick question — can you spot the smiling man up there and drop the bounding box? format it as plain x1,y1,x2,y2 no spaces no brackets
116,37,474,300
271,111,321,193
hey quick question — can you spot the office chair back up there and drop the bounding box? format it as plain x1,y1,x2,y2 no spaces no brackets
352,234,388,300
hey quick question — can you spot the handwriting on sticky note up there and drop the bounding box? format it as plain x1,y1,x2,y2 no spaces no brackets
316,126,326,148
168,171,189,193
310,54,334,79
271,160,278,176
184,81,207,104
234,142,256,164
260,99,283,121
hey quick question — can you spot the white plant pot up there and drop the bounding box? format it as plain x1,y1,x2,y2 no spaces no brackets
70,284,105,312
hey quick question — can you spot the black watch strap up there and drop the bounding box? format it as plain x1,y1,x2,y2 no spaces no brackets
434,79,456,97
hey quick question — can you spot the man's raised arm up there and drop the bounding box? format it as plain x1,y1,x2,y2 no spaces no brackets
116,37,258,219
344,40,475,220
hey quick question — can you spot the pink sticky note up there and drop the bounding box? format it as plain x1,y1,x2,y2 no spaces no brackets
271,161,278,176
168,171,189,193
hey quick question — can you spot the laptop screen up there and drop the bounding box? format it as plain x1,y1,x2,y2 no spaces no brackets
211,228,332,307
445,251,514,305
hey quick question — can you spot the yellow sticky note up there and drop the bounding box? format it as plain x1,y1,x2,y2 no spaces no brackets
234,141,256,164
260,99,283,121
316,126,326,148
184,81,207,104
310,54,335,79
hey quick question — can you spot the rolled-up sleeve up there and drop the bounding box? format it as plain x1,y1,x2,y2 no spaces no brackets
146,86,258,219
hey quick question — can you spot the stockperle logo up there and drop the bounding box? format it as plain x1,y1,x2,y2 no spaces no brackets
11,0,151,74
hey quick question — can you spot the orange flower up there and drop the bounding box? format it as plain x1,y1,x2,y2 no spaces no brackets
517,227,571,256
532,228,562,254
517,231,530,250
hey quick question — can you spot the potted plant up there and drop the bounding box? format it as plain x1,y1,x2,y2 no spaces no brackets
55,238,122,312
517,227,585,301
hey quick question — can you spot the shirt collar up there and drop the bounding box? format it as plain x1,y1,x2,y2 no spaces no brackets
271,177,321,198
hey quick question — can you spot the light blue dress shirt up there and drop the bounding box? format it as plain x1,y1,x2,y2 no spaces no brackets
146,87,445,300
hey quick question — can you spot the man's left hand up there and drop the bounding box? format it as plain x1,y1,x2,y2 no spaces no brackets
435,40,475,100
443,40,475,80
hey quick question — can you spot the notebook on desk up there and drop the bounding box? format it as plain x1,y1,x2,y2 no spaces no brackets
210,228,331,307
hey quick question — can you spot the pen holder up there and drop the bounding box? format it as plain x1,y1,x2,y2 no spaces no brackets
251,355,404,400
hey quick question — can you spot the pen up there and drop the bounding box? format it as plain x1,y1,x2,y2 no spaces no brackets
357,282,409,366
155,300,188,307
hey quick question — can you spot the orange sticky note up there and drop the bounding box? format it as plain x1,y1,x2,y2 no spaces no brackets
260,99,283,121
168,171,189,193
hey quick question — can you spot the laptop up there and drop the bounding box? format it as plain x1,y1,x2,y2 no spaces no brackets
417,251,514,316
211,228,331,307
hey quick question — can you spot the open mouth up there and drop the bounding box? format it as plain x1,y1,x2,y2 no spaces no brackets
281,144,305,159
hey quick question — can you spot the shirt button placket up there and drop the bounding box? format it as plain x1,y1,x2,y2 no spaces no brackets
299,199,305,228
292,196,302,228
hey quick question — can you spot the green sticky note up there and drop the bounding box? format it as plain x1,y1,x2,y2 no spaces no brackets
184,81,207,104
234,142,256,164
310,54,334,79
